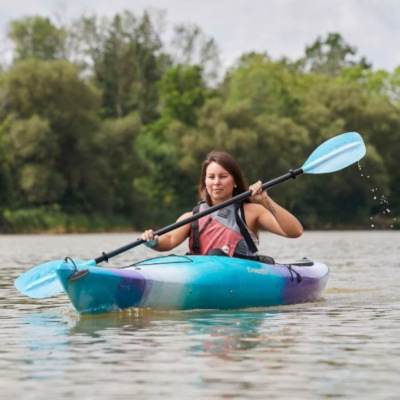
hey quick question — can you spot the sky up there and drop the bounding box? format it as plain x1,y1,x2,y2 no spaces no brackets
1,0,400,73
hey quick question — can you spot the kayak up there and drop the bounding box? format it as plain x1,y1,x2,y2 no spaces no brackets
56,255,329,314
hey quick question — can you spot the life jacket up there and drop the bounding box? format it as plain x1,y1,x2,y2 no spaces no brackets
189,201,259,257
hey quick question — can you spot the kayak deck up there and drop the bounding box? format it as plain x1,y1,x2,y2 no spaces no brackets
56,255,330,314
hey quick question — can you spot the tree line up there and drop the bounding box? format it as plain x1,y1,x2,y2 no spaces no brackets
0,10,399,232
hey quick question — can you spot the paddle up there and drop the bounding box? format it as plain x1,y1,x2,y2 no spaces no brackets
14,131,366,299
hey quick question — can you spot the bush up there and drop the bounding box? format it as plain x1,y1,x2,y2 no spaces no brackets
2,207,134,233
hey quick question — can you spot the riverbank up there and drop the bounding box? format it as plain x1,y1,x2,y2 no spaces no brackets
1,207,398,234
0,207,135,234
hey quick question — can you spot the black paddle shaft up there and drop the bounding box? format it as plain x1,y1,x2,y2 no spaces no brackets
94,168,304,264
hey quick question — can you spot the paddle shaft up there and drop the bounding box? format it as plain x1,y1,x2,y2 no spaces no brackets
94,167,304,264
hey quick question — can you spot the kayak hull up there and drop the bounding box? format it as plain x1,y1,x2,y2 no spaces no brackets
56,255,329,314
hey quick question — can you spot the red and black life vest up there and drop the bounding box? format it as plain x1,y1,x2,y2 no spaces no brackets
189,202,259,257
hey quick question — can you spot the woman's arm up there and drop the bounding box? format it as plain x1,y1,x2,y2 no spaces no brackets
247,181,303,238
140,212,193,251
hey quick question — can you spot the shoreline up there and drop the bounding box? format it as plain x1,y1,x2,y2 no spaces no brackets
1,209,398,234
1,225,397,235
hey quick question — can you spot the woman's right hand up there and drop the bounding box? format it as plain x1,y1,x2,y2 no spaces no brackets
140,229,159,248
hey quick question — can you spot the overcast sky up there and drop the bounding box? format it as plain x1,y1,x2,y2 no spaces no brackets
1,0,399,73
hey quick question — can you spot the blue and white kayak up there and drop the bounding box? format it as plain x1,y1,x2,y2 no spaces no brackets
56,255,329,314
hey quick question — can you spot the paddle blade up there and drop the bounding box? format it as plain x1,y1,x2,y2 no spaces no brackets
14,260,64,298
302,132,366,174
14,259,95,299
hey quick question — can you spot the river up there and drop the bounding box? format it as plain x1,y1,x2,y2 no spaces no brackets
1,231,399,399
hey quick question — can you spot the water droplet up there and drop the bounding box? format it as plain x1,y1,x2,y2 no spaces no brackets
374,196,377,200
367,176,370,178
371,224,374,228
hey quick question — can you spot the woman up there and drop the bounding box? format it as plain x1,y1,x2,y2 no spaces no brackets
141,151,303,256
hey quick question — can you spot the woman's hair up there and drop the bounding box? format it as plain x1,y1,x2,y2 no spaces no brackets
199,151,248,205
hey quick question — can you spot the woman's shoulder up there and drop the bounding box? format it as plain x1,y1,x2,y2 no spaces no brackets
178,211,194,221
243,202,267,222
243,202,264,213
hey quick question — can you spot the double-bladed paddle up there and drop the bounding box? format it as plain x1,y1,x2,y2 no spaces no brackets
14,131,366,299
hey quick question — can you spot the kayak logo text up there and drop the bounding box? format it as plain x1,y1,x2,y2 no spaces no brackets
247,267,269,275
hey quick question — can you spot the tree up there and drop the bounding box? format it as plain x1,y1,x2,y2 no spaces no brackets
223,53,300,118
93,113,148,219
131,64,208,224
4,115,65,204
340,65,400,107
72,11,167,122
0,129,13,211
292,76,396,226
158,64,206,126
8,16,67,61
359,95,400,213
2,59,102,212
299,33,370,77
171,23,220,82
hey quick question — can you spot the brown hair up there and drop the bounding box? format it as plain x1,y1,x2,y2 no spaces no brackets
199,151,248,205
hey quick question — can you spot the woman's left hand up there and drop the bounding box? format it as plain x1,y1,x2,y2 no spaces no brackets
249,180,268,204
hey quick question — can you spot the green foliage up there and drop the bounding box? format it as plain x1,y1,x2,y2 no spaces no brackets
3,116,65,205
340,66,400,107
295,79,367,144
158,65,206,125
224,53,300,118
1,59,101,212
72,11,166,123
299,32,371,77
93,112,148,217
3,58,100,121
19,164,65,204
2,206,66,232
8,16,66,61
2,206,133,233
5,115,56,162
0,13,399,232
0,72,13,208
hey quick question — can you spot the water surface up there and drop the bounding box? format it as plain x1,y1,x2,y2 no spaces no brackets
1,231,399,399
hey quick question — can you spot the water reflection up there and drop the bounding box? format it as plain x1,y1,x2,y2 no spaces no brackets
28,307,327,384
15,307,297,368
68,308,282,354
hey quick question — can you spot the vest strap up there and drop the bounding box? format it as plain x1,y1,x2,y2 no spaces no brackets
234,202,258,254
191,202,203,255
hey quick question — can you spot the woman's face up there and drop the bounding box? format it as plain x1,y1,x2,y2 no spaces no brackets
205,162,236,205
